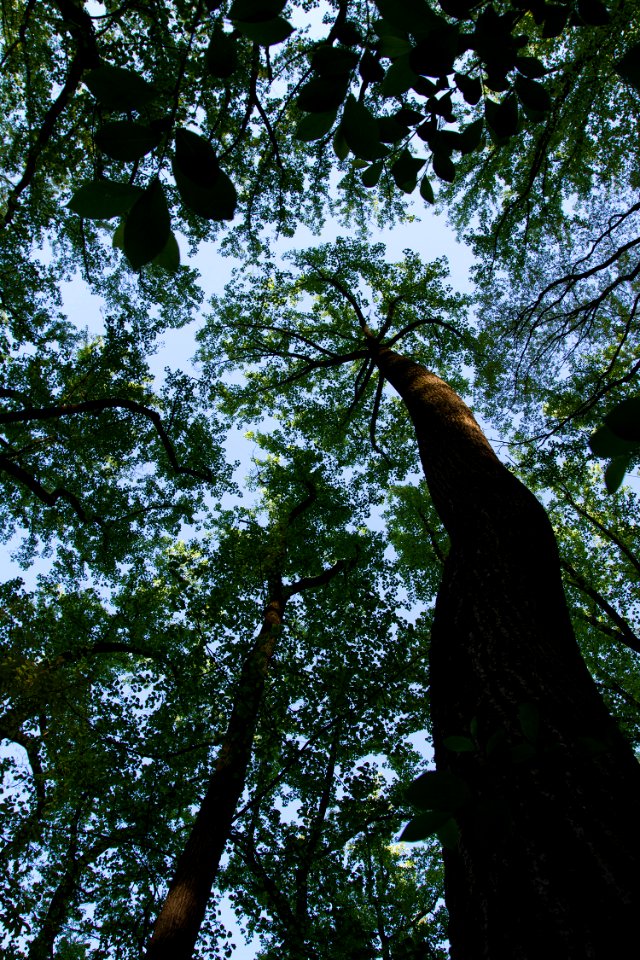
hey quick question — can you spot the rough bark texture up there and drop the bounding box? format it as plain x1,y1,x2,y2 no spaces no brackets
145,585,286,960
373,345,640,959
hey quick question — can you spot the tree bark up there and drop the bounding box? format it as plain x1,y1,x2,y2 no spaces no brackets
145,584,286,960
372,344,640,959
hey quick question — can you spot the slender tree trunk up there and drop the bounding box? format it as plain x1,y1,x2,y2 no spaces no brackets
372,344,640,959
146,584,286,960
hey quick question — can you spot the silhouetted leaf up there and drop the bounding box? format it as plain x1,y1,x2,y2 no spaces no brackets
123,179,171,269
298,76,350,113
485,93,519,142
420,175,435,203
295,111,337,142
400,809,452,841
514,56,546,79
381,55,418,96
444,735,475,752
359,51,385,83
604,396,640,441
152,231,180,272
341,95,388,160
95,121,160,161
333,126,349,160
68,180,142,219
405,770,470,811
378,116,409,143
391,150,425,192
436,817,460,849
311,45,359,77
514,76,551,113
84,65,158,111
454,71,482,105
616,42,640,92
605,456,631,493
206,29,239,77
410,25,459,78
432,151,455,182
589,423,639,458
576,0,610,24
542,4,569,37
234,17,294,45
361,161,384,187
173,129,237,220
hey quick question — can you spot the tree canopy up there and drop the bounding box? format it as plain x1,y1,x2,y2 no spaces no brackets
1,1,640,958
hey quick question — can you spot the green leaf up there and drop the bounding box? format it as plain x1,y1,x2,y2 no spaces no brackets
84,65,158,111
604,396,640,442
152,231,180,272
228,0,285,20
391,150,425,192
123,179,171,270
514,76,551,114
381,55,418,97
206,29,239,77
457,118,484,154
311,46,359,78
443,735,475,752
542,4,570,37
361,161,384,187
605,456,631,494
68,180,143,219
377,34,412,58
576,0,610,25
399,809,452,842
333,126,349,160
172,140,237,220
432,151,455,183
409,25,459,78
297,76,350,113
485,94,519,142
616,42,640,93
419,175,434,203
454,71,482,105
405,770,470,811
341,95,388,161
95,121,160,162
295,111,337,142
112,220,125,249
436,817,460,850
234,17,294,45
589,423,639,458
359,51,385,84
514,56,547,79
378,116,410,143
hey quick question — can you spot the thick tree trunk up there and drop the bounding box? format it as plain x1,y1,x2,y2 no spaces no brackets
145,585,286,960
372,345,640,959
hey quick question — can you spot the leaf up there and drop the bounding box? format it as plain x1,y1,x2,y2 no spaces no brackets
341,95,388,161
112,220,125,249
454,72,482,105
420,175,434,203
409,25,460,78
616,42,640,93
234,17,294,45
378,116,410,143
457,118,484,154
399,809,452,842
405,770,470,811
297,76,350,113
436,817,460,849
485,94,519,142
311,46,359,78
173,158,237,220
576,0,610,25
359,51,385,84
542,4,570,38
84,65,158,111
152,231,180,272
605,456,631,494
391,150,425,192
333,126,349,160
228,0,285,20
361,161,384,187
589,423,639,458
514,56,547,79
95,121,160,161
444,735,475,752
68,180,143,219
432,151,455,183
206,29,239,77
381,55,418,97
123,179,171,269
604,396,640,442
295,111,337,142
514,76,551,114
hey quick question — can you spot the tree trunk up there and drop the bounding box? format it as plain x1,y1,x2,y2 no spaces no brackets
145,584,286,960
372,345,640,959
